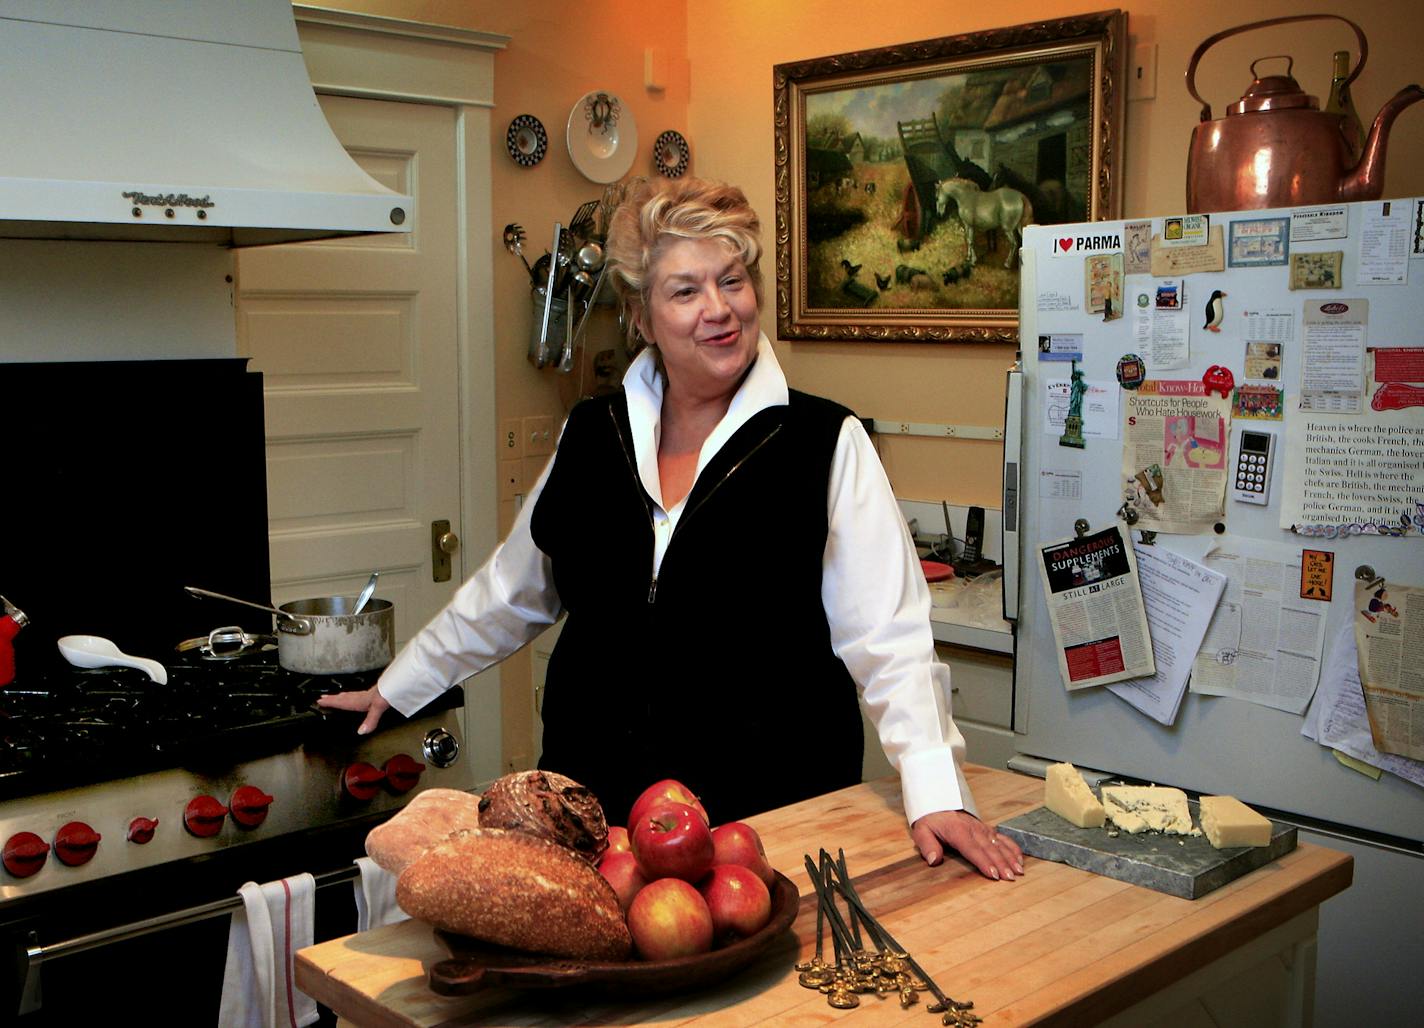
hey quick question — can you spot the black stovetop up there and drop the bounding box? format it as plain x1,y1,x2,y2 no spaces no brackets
0,650,460,802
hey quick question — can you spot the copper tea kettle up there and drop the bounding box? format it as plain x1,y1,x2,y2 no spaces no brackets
1185,14,1423,212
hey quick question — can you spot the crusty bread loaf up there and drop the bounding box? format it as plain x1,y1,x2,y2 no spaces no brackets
477,770,609,864
396,828,632,961
365,788,483,875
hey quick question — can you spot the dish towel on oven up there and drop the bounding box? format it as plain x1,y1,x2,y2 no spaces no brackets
352,856,408,932
219,874,319,1028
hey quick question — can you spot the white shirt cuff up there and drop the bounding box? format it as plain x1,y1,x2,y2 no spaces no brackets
898,747,976,824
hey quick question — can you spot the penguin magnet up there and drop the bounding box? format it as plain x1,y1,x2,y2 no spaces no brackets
1116,353,1146,389
1203,289,1227,333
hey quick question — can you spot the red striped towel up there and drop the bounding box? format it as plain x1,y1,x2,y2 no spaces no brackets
219,874,317,1028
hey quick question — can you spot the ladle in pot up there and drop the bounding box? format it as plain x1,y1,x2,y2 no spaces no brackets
353,571,379,615
184,586,313,634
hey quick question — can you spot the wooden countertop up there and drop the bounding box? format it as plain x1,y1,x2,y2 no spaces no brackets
296,765,1352,1026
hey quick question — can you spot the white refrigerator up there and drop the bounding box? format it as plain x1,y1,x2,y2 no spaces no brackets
1004,199,1423,1025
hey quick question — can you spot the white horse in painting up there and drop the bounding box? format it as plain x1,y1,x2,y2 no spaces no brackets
934,177,1033,269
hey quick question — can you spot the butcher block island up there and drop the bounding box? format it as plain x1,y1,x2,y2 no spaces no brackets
297,766,1351,1026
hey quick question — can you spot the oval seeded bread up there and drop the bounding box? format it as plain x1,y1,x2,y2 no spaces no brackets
396,828,632,961
365,788,483,875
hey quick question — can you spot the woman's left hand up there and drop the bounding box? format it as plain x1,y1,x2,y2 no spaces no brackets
911,810,1024,881
314,683,391,736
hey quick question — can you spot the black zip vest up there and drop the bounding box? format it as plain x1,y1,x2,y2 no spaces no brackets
529,388,864,825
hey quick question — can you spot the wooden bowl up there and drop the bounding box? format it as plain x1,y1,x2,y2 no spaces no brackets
429,871,800,996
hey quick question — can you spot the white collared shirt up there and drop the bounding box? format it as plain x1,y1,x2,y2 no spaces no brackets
377,333,973,823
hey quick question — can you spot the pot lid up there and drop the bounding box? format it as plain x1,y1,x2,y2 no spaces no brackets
1227,57,1319,115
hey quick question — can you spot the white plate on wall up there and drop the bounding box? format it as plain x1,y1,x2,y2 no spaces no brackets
566,90,637,184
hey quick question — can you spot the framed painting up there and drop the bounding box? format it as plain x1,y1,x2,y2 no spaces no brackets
773,10,1126,342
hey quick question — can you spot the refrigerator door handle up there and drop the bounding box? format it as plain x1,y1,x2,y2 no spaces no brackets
1002,359,1024,622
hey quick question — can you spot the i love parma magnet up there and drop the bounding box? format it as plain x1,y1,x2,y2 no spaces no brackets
1048,229,1122,258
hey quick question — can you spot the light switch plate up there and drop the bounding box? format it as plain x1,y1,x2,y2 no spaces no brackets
499,418,523,458
524,415,555,457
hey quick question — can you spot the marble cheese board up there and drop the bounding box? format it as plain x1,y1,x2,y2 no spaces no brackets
998,801,1296,900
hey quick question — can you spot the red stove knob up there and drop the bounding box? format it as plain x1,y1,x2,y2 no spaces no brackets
342,762,386,802
229,786,275,829
3,832,51,877
184,795,230,838
54,822,101,867
127,817,159,844
383,754,427,794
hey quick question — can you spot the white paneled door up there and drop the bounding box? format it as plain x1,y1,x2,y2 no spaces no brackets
236,95,462,645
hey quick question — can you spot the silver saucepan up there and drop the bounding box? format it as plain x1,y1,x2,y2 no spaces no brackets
185,586,395,674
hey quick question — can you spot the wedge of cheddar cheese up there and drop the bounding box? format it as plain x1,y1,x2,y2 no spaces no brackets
1198,795,1272,849
1100,785,1198,835
1044,762,1106,828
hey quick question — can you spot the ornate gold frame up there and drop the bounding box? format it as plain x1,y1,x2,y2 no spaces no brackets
773,10,1126,342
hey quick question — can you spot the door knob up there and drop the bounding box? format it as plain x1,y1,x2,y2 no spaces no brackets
431,520,459,582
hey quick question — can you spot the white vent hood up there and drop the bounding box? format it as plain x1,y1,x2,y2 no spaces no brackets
0,0,412,246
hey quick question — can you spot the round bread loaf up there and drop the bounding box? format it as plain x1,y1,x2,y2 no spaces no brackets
364,788,482,875
477,770,609,864
396,828,632,960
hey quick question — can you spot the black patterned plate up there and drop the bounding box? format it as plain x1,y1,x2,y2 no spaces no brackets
506,114,548,167
653,130,690,178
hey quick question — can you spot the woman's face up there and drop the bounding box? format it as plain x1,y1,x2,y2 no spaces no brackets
639,236,759,402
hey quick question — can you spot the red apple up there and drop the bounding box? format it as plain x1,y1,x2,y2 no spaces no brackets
627,779,708,832
630,801,715,882
605,825,631,855
710,822,776,889
626,878,714,961
596,850,648,914
697,864,772,944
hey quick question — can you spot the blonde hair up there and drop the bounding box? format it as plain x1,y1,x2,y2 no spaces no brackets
604,176,762,351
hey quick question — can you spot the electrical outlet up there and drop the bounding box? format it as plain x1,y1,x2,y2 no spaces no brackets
498,418,523,458
498,459,524,502
524,415,555,457
1129,43,1157,101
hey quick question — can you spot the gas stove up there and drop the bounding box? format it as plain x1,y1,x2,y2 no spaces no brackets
0,648,467,902
0,651,415,798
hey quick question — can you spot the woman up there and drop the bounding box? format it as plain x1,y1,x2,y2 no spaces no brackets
318,177,1023,882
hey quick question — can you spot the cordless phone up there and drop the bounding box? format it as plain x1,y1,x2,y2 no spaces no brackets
1232,430,1275,505
956,505,985,571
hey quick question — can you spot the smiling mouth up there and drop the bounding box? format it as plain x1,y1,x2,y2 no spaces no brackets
700,329,741,345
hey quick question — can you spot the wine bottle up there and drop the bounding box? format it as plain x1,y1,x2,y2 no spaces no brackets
1324,50,1366,164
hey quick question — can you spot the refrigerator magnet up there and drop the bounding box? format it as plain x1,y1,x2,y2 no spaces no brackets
1300,550,1335,601
1116,354,1146,389
1202,365,1235,398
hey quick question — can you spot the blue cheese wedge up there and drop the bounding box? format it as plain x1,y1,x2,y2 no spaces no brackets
1044,762,1106,828
1198,795,1272,848
1100,785,1199,835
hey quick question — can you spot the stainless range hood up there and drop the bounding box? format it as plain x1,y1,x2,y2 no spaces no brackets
0,0,413,246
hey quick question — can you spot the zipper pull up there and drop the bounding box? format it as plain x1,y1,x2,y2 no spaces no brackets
648,577,658,604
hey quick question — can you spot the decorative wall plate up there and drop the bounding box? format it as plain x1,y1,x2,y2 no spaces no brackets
652,130,690,178
506,114,548,167
566,90,637,184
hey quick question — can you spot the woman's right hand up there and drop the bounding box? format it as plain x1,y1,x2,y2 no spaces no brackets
315,684,391,735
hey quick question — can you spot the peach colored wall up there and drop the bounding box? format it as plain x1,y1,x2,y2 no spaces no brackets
685,0,1424,505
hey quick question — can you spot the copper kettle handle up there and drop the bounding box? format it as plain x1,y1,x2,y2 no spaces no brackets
1186,14,1368,122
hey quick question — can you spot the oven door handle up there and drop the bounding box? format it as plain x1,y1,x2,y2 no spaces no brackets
19,865,361,968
